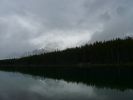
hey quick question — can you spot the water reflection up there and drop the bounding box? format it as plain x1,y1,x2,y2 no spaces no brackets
0,71,133,100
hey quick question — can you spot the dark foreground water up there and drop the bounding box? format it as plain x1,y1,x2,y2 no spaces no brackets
0,70,133,100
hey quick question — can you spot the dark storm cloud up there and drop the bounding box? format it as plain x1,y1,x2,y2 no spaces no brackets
0,0,132,59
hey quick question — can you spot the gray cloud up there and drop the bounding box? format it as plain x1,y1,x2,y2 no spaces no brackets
0,0,132,59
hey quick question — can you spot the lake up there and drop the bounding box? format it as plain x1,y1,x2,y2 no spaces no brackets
0,70,133,100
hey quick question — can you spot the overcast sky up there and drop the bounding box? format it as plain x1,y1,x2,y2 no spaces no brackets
0,0,133,59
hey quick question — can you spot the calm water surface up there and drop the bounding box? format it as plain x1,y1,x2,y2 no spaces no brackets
0,71,133,100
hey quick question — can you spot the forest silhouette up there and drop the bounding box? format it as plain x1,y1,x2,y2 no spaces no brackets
0,37,133,66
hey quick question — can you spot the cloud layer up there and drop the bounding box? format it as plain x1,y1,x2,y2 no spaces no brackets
0,0,133,59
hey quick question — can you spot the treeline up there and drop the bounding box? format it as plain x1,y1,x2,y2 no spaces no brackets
1,37,133,66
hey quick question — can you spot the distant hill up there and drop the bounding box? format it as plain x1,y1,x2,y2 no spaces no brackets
0,37,133,66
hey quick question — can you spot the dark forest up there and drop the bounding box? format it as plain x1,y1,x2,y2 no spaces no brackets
0,37,133,67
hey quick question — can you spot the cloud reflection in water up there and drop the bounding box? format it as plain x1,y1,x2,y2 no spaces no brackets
0,71,132,100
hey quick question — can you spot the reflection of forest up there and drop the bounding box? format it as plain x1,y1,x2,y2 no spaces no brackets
1,67,133,91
